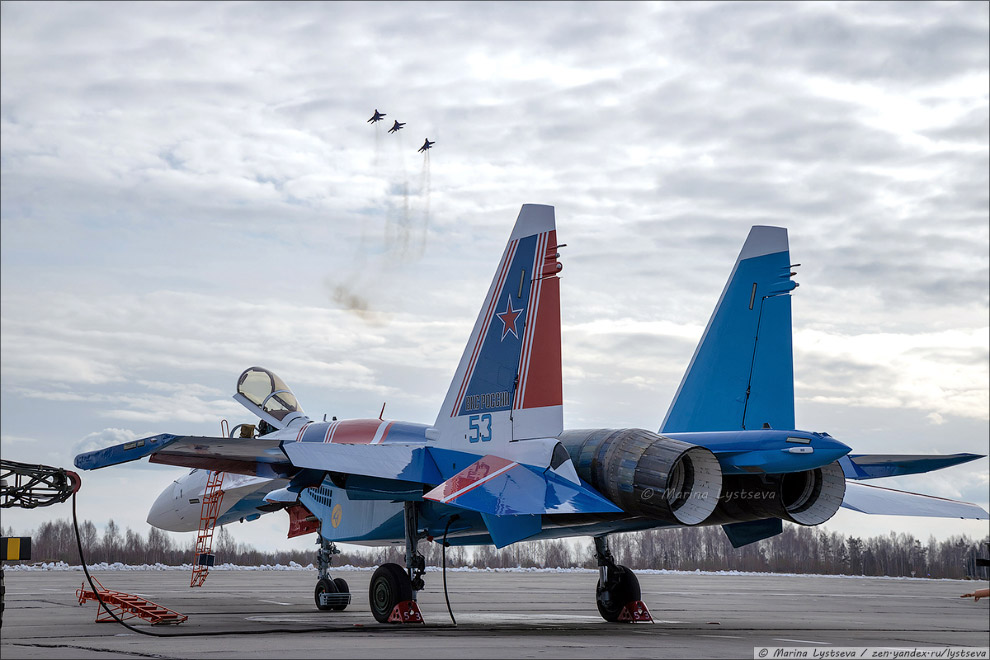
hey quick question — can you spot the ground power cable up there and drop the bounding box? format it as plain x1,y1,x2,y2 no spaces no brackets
441,515,459,627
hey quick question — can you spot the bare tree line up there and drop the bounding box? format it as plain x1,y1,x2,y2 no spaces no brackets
6,520,988,580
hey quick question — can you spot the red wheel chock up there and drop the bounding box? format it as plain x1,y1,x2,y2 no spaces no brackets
387,600,424,624
617,600,653,623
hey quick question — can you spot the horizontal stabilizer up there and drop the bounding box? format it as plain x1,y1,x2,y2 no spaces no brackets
842,482,989,519
423,454,621,516
839,453,984,480
481,512,542,548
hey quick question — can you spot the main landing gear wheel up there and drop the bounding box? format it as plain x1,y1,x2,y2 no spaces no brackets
596,564,641,622
314,577,338,611
369,563,412,623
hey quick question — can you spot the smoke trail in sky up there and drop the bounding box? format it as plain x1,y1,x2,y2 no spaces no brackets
418,150,431,258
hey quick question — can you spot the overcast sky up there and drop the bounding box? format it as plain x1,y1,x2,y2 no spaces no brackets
2,1,987,556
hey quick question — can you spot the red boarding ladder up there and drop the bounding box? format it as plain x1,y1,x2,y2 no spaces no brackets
190,469,225,587
77,577,187,625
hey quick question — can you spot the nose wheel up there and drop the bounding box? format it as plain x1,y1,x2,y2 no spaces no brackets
313,536,350,611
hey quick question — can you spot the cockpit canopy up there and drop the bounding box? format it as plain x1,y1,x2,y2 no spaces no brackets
234,366,307,429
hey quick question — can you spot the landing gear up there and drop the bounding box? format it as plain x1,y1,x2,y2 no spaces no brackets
594,535,649,623
368,502,425,623
314,577,337,611
313,535,350,611
369,563,412,623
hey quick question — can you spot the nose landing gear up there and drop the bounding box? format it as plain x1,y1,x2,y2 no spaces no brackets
314,536,350,611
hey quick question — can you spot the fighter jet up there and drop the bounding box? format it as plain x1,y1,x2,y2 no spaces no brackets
367,109,386,123
388,120,405,134
417,138,434,153
77,205,988,625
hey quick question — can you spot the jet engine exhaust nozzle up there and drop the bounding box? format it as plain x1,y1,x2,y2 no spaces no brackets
708,460,846,526
559,428,723,525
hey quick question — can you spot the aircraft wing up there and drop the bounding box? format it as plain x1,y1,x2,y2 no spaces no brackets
839,453,983,480
74,433,291,478
842,481,989,519
74,431,443,484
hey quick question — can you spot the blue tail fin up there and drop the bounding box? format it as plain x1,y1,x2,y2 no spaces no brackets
432,204,564,450
661,226,797,433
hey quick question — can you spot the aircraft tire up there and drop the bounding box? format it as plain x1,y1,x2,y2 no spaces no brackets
314,577,338,611
331,577,349,611
369,563,412,623
595,564,641,622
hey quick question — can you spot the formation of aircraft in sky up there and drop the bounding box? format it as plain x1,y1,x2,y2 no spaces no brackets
76,204,987,624
369,108,432,153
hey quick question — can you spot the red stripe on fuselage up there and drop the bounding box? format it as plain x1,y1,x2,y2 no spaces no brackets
295,422,312,443
327,419,385,444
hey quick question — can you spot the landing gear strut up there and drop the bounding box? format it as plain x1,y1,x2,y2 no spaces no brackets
594,535,650,622
314,535,350,611
368,502,424,623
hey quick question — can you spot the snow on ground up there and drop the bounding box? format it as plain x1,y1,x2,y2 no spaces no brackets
2,561,980,583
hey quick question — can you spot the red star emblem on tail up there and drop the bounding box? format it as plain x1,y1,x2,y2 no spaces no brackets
495,295,523,340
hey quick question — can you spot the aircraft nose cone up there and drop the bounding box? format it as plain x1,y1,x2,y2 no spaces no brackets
147,481,191,532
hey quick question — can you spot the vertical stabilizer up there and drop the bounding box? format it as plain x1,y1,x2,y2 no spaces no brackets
660,226,797,433
432,205,563,451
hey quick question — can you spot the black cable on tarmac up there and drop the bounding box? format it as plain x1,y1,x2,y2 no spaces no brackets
441,515,459,627
70,491,398,636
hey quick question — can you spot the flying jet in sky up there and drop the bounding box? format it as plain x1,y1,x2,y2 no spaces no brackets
77,205,987,624
388,120,405,134
367,109,385,123
417,138,434,153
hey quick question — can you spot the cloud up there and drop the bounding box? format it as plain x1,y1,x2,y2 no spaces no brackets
2,1,986,548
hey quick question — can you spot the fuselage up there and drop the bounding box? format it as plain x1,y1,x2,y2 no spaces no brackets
147,420,850,544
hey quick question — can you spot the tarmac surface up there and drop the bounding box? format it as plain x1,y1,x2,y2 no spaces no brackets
1,568,988,659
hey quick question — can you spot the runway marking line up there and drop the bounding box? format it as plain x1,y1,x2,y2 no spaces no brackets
259,600,292,606
774,638,831,645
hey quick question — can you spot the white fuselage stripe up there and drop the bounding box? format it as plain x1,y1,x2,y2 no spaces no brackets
370,421,390,445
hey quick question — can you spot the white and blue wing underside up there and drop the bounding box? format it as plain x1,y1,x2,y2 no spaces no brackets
841,482,988,519
837,454,987,518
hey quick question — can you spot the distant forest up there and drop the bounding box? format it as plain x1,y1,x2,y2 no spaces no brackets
6,518,988,580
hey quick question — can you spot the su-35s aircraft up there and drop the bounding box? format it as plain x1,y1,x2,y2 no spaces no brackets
75,204,988,624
